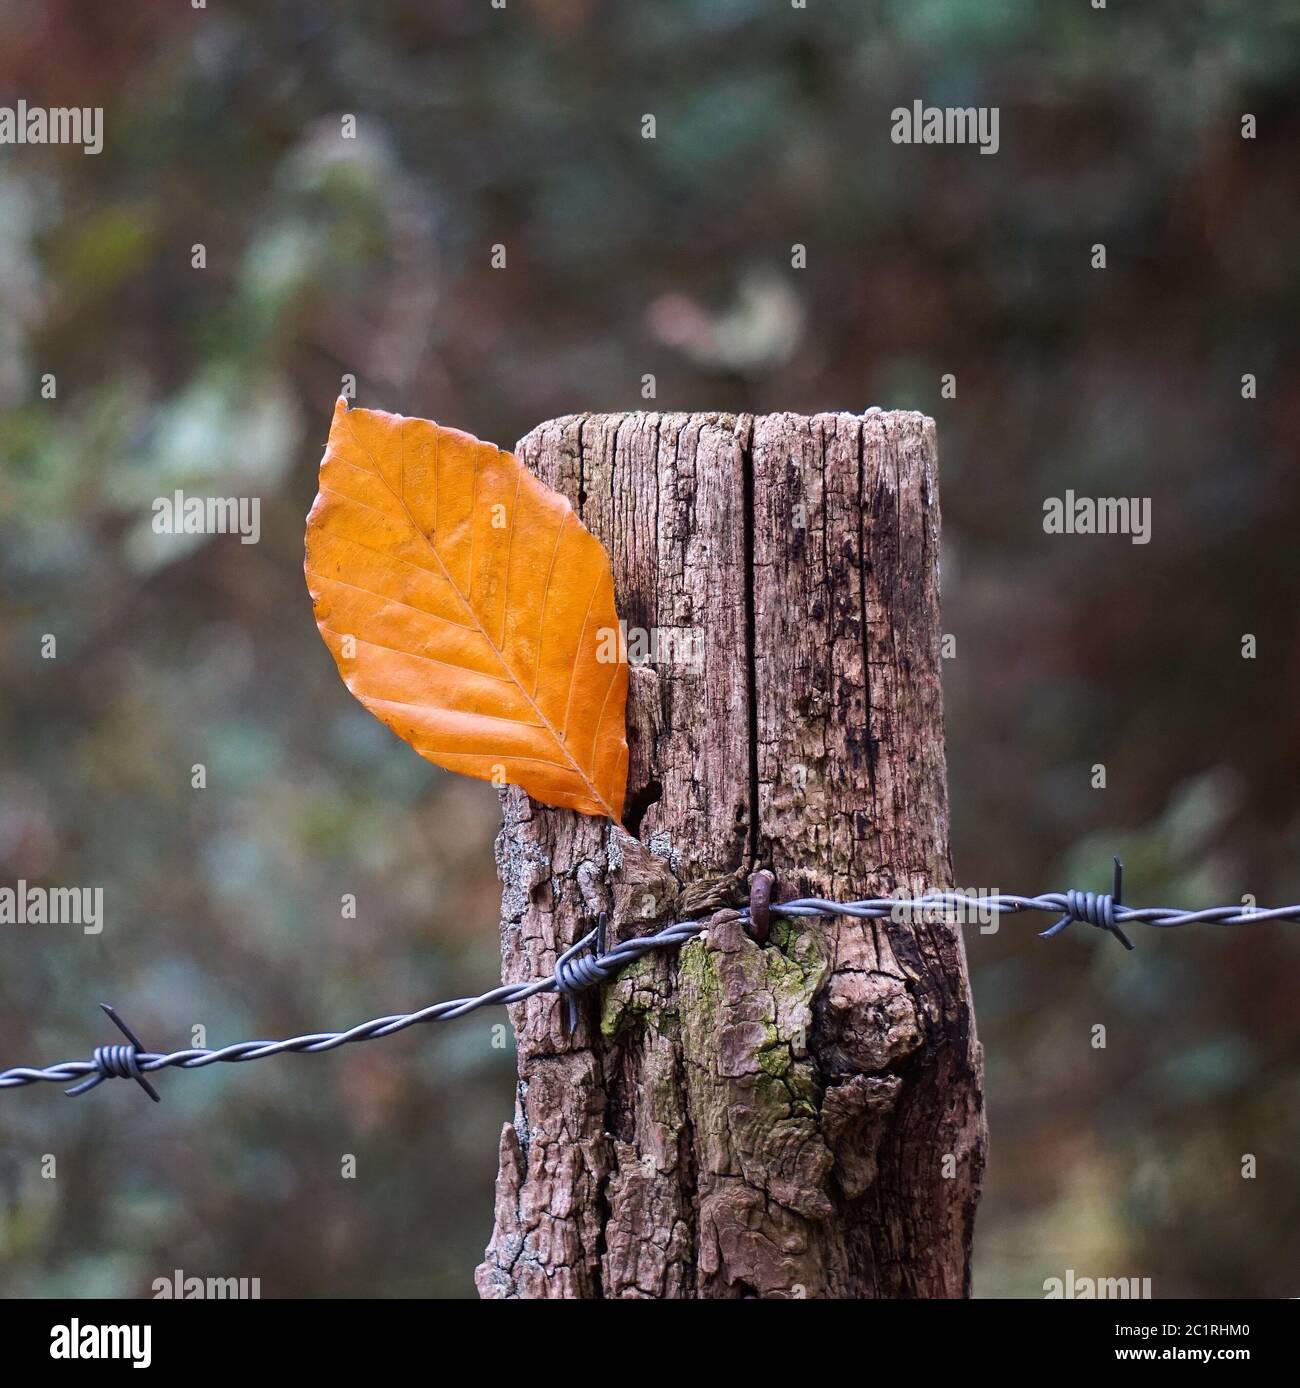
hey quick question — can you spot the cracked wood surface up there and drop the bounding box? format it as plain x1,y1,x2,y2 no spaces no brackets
475,412,986,1299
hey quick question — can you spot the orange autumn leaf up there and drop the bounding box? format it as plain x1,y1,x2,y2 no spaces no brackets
305,399,628,820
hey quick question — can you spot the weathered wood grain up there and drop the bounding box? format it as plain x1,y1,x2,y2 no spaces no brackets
475,412,985,1299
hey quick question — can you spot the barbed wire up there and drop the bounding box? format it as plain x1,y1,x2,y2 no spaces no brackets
4,862,1298,1101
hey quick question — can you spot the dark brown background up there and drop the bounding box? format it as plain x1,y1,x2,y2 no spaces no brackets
1,0,1297,1297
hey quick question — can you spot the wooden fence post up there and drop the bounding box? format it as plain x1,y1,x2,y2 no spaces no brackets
475,411,986,1299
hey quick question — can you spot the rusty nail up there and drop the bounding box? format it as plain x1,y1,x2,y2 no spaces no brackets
747,869,775,946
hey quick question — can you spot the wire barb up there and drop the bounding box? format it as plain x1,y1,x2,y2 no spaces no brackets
64,1004,162,1102
5,867,1300,1100
1038,858,1134,950
556,911,609,1034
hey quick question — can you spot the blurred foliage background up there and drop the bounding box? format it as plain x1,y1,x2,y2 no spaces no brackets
2,0,1299,1298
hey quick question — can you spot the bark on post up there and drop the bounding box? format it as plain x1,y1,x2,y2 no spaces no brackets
475,411,985,1299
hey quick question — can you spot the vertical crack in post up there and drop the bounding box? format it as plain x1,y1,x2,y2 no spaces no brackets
741,426,761,865
856,421,879,816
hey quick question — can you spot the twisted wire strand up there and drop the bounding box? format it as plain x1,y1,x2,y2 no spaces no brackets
3,891,1298,1097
